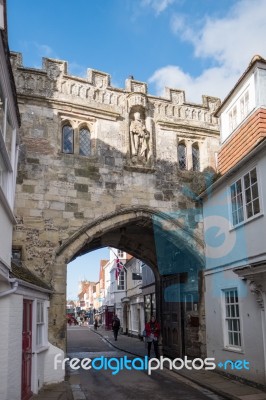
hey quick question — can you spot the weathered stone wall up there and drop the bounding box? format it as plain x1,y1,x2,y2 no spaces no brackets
10,52,220,351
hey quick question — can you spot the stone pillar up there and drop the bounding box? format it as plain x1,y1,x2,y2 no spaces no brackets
48,261,67,351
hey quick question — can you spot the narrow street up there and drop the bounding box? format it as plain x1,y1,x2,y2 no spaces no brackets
67,326,226,400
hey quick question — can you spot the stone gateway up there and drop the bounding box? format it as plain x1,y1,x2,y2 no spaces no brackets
10,52,220,357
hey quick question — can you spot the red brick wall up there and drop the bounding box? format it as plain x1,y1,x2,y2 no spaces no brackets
218,108,266,175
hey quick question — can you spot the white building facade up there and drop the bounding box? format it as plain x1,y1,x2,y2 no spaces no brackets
0,3,64,398
121,257,145,337
202,56,266,385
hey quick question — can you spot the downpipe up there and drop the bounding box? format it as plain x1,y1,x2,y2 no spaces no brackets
0,277,18,298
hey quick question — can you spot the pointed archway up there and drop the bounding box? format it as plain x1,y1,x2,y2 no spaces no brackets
51,206,204,357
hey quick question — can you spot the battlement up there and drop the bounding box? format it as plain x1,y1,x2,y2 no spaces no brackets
10,52,221,126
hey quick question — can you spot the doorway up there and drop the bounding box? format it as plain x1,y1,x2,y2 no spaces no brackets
21,299,33,400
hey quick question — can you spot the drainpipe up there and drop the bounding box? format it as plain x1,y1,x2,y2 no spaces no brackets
0,277,18,298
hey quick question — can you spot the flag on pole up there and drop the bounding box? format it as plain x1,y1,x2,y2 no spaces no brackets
115,258,124,280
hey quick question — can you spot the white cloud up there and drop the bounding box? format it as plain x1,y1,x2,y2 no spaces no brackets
68,62,87,78
34,43,54,58
149,65,238,103
149,0,266,102
141,0,175,15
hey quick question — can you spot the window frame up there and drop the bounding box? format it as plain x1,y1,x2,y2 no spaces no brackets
36,301,45,348
222,288,242,351
117,270,125,291
192,142,200,172
240,91,249,121
117,249,124,258
178,142,187,170
229,166,262,228
227,87,251,134
79,126,91,156
229,105,237,133
62,123,74,154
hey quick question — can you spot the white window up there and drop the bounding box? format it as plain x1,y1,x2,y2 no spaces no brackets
224,289,241,348
117,249,124,258
244,168,260,218
229,106,237,132
230,178,244,225
228,89,250,134
230,167,260,226
117,270,125,291
36,301,45,347
240,91,249,121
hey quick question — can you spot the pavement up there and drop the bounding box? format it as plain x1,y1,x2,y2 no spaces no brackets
31,325,266,400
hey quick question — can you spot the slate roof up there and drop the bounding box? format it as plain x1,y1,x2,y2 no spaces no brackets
10,262,53,292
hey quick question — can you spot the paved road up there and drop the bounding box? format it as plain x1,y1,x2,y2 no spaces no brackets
67,326,226,400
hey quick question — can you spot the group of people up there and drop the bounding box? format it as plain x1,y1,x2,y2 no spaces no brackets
71,312,160,358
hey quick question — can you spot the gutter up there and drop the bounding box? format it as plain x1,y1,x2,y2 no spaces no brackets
0,277,18,298
15,278,53,294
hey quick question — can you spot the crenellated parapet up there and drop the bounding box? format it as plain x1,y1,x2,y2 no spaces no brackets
10,52,220,127
11,52,221,355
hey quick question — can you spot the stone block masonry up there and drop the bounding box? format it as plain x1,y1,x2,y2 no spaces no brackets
11,52,220,357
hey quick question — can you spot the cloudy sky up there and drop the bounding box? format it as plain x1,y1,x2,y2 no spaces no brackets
7,0,266,298
8,0,266,103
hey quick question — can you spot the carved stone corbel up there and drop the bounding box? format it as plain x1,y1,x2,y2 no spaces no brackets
249,281,264,310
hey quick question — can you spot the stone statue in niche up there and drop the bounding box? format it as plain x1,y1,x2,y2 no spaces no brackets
130,112,150,162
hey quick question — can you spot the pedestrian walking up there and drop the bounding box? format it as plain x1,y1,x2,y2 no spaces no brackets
145,315,160,358
94,317,98,330
112,314,120,341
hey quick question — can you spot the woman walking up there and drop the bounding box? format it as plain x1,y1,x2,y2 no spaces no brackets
145,315,160,358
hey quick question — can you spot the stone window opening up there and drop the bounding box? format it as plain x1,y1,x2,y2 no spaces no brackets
62,123,74,154
178,141,187,170
79,126,91,156
192,142,200,171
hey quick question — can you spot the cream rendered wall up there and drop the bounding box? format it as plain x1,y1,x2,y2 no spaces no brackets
205,269,265,384
203,151,266,384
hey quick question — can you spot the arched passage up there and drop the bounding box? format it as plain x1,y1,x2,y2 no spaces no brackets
52,207,204,357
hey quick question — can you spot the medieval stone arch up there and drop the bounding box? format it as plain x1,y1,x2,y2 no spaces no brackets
10,52,220,356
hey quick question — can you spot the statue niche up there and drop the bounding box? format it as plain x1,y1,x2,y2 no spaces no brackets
129,111,150,164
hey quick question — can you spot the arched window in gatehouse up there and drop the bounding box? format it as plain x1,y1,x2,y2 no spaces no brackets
79,127,91,156
178,142,187,170
62,124,74,154
192,142,200,171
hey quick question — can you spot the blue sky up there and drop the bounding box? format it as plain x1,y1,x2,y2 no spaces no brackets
67,248,110,300
7,0,266,102
7,0,266,298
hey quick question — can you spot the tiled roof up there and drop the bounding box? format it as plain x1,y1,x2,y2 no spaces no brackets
10,262,53,291
218,108,266,175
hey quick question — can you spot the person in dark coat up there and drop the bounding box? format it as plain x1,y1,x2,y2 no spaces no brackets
112,314,120,341
145,315,160,358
